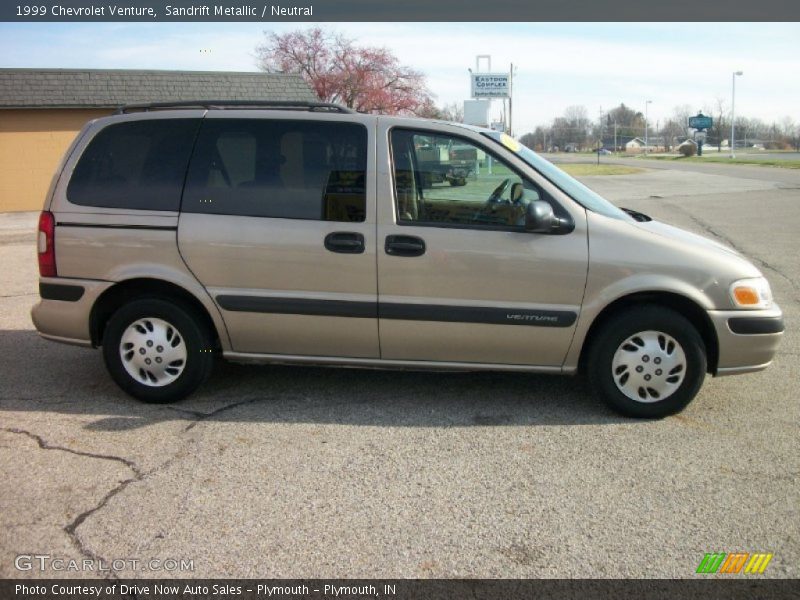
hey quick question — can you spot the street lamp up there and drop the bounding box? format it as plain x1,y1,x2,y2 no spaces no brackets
731,71,743,158
644,100,652,155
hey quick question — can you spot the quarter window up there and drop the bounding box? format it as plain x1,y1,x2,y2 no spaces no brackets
183,120,368,222
67,119,200,211
390,129,544,229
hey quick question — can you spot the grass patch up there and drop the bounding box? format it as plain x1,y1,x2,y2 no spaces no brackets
640,155,800,169
559,163,645,176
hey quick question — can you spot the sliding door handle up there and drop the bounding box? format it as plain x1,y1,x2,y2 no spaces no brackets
325,232,365,254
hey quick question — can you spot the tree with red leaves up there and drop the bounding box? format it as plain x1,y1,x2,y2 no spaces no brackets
256,28,436,115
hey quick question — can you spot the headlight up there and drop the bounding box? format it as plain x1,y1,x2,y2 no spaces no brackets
730,277,773,309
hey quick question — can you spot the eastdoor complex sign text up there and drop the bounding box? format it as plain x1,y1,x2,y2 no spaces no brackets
470,73,509,98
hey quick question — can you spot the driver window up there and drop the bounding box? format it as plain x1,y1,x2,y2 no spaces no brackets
390,129,541,229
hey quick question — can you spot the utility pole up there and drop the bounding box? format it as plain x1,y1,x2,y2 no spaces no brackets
731,70,743,158
644,100,652,155
597,105,603,165
508,62,514,136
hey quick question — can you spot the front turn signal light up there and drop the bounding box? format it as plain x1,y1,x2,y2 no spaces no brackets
730,278,773,309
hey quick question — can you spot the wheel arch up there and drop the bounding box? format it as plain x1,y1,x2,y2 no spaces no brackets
89,278,222,350
578,291,719,375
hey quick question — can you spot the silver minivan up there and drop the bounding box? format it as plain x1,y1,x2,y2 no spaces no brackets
32,102,784,417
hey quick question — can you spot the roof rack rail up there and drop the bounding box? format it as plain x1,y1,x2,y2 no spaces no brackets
114,100,355,115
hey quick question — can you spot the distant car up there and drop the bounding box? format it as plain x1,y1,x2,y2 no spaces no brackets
597,148,612,155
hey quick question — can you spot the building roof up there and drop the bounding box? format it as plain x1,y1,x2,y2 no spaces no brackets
0,68,316,109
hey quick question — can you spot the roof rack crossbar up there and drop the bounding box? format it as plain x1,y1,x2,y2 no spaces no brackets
114,100,355,115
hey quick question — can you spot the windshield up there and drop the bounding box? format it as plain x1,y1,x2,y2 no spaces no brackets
483,132,630,220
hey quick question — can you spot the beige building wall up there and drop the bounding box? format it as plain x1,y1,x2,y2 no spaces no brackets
0,109,111,212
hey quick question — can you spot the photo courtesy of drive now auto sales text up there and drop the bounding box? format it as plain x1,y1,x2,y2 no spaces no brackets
15,584,246,597
16,583,387,597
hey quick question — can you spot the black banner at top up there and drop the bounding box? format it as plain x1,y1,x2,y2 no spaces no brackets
3,0,800,22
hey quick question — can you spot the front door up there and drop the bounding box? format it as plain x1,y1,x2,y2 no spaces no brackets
376,123,588,367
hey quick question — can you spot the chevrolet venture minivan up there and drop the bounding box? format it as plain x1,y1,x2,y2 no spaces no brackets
32,101,784,417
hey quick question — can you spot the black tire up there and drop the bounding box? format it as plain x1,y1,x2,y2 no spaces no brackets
586,305,706,418
102,298,214,403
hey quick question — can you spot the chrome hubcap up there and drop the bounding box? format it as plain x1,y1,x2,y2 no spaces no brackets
120,317,187,387
611,330,686,403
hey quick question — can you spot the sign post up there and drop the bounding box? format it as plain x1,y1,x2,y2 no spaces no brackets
469,55,512,134
688,112,713,156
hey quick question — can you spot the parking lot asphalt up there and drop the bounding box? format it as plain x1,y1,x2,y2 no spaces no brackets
1,164,798,579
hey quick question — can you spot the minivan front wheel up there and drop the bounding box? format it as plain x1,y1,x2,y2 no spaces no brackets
587,306,706,418
102,298,214,403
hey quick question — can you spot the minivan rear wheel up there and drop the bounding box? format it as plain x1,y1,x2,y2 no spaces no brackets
102,298,214,403
587,306,706,418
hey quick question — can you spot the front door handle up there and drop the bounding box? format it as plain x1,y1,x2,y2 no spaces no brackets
385,235,426,257
325,232,365,254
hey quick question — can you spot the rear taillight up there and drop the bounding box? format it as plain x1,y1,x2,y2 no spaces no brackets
37,210,56,277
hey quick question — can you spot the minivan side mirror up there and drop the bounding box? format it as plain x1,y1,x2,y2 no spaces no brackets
524,200,574,234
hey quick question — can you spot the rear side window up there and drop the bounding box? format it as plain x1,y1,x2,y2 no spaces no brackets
67,119,200,211
182,119,367,222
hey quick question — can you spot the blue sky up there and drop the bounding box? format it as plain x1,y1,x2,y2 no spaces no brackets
1,22,798,135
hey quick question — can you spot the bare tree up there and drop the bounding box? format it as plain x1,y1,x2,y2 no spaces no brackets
439,102,464,123
607,103,645,142
734,116,752,149
661,119,684,151
519,132,537,150
780,116,796,137
704,97,728,152
563,105,590,148
672,104,694,126
550,117,572,150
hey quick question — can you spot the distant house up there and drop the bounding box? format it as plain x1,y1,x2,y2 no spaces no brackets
624,137,664,153
625,138,646,152
0,68,316,212
602,135,635,152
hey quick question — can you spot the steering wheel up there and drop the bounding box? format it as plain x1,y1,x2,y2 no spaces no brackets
486,178,510,204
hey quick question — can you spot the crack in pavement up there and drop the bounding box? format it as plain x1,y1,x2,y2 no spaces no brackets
2,427,142,476
181,396,267,431
661,201,799,298
63,478,139,581
2,427,143,580
3,426,196,582
175,391,342,432
165,406,208,420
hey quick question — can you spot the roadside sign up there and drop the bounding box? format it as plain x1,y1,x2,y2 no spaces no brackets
694,131,707,142
471,73,510,98
463,99,490,126
689,114,713,130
